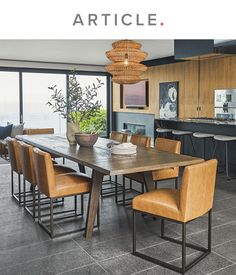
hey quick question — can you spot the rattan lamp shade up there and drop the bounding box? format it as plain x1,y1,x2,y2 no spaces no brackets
106,40,148,84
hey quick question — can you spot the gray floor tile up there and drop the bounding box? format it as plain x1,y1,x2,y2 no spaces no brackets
213,239,236,263
188,221,236,247
0,248,94,275
170,252,233,275
60,263,108,275
0,238,79,268
100,254,155,275
209,264,236,274
82,235,132,261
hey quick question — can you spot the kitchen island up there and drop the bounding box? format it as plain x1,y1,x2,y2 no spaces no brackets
155,118,236,176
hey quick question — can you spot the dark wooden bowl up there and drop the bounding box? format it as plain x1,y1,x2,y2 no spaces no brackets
74,133,98,147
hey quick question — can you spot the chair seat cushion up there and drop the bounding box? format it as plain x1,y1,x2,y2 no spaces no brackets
54,164,76,175
54,173,91,198
132,189,181,221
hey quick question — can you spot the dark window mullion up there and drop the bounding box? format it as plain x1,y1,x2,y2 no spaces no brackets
19,71,23,124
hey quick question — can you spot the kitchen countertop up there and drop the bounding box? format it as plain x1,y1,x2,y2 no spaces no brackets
156,118,236,126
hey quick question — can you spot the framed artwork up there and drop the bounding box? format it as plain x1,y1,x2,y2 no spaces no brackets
159,81,178,119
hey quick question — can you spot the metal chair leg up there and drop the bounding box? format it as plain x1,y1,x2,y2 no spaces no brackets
225,142,229,178
18,174,21,204
50,199,54,238
74,195,77,215
32,186,36,220
11,169,14,196
132,210,136,254
122,176,126,206
38,191,41,222
182,223,186,274
208,210,212,252
81,194,84,216
175,178,178,189
23,178,26,209
161,219,164,237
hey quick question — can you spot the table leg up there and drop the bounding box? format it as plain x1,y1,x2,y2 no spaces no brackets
143,171,155,191
85,170,104,239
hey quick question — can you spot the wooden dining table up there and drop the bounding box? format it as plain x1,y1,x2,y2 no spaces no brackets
17,134,203,239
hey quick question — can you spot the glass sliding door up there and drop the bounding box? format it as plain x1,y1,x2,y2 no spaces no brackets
74,75,108,136
0,71,20,125
22,73,67,134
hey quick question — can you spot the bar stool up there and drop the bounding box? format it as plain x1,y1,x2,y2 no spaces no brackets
193,132,215,159
212,135,236,178
156,128,173,138
172,130,195,155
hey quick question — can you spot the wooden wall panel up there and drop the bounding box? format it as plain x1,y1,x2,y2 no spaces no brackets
112,56,236,119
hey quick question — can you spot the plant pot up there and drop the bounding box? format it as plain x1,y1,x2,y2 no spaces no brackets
66,122,80,145
74,133,98,147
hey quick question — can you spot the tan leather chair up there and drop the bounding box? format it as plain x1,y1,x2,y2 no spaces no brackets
125,138,181,192
130,134,151,148
101,131,128,199
110,131,128,143
33,148,96,238
23,127,65,164
132,159,217,274
18,141,76,219
6,137,23,204
23,128,54,135
120,134,151,205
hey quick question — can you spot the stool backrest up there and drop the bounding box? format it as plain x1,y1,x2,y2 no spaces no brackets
5,137,22,174
18,141,36,186
110,131,128,143
131,134,151,147
180,159,217,222
155,138,181,154
33,148,56,197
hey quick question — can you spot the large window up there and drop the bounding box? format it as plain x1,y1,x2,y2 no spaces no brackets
22,73,67,134
0,69,110,136
0,72,19,125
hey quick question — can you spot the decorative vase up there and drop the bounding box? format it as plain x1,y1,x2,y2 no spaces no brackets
74,133,98,147
66,122,80,145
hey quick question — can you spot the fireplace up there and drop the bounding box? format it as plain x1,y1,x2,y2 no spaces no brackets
123,123,145,135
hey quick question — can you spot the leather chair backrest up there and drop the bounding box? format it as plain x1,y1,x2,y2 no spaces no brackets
18,141,36,185
23,128,54,135
180,159,217,222
33,148,56,197
110,131,128,143
155,137,181,154
130,134,151,147
5,137,22,174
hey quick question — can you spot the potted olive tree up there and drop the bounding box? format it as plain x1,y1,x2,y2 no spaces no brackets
47,72,106,146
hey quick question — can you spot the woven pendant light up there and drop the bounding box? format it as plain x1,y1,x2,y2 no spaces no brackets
106,40,148,84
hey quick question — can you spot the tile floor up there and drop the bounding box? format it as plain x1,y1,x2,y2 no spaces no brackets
0,159,236,274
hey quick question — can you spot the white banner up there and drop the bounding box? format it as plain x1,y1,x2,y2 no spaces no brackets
0,0,235,39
